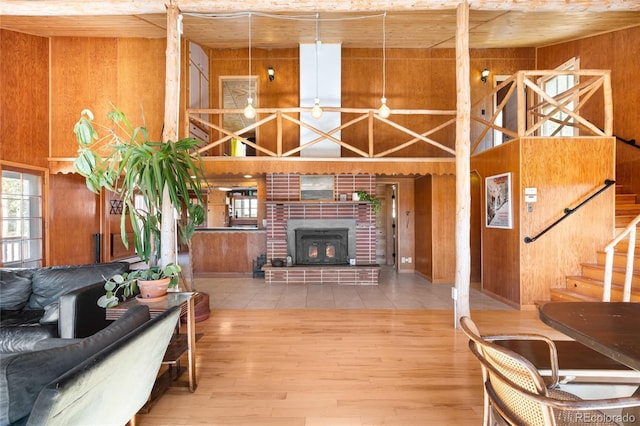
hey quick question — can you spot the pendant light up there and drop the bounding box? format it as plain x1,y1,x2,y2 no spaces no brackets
311,12,323,119
378,12,391,118
244,13,256,119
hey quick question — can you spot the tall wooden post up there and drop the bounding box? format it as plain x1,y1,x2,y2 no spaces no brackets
160,1,181,270
454,0,471,327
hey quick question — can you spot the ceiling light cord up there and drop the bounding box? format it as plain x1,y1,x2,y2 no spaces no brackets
311,12,323,119
379,12,390,119
244,13,256,119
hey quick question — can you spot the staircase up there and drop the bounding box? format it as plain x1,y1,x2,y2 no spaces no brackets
550,185,640,302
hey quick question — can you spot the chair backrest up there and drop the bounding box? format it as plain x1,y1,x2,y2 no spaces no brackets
26,306,181,426
460,316,556,426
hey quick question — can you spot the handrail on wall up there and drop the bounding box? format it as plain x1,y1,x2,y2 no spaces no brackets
602,213,640,302
523,179,616,244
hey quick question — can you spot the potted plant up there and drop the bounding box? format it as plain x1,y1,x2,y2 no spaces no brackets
98,263,182,307
73,107,207,306
356,190,381,215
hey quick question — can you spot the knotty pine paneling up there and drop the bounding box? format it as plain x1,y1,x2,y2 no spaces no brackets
208,48,300,156
519,137,614,306
50,37,166,158
0,30,49,167
205,46,535,159
537,26,640,197
341,47,535,158
115,38,166,140
191,230,266,275
50,37,118,158
471,141,521,305
431,174,456,283
49,173,101,265
471,136,615,308
414,174,456,283
414,175,433,279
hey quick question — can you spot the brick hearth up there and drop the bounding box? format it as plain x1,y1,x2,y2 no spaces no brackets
265,174,380,285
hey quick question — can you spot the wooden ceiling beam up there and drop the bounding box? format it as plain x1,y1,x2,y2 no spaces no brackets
2,0,637,16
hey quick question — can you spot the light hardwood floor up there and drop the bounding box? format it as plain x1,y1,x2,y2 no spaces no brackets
138,308,565,425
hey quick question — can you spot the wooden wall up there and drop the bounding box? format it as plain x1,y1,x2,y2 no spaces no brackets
205,47,535,158
207,47,300,156
537,26,640,197
472,137,614,308
49,173,101,265
1,33,167,266
50,37,166,158
46,37,167,264
342,48,535,157
472,141,521,305
0,30,49,167
414,174,456,283
519,137,614,306
192,230,266,275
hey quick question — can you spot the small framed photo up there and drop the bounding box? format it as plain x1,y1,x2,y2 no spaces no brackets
485,172,512,229
300,175,335,200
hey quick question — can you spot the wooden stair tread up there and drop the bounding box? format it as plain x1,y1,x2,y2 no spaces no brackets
567,275,640,291
580,263,640,274
550,289,599,302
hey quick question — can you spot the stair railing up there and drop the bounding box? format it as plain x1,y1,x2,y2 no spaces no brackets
524,179,616,244
602,213,640,302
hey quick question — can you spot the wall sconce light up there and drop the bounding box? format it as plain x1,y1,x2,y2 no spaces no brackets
481,68,490,83
267,66,275,82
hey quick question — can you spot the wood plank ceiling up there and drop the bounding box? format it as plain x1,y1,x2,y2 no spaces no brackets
1,6,639,49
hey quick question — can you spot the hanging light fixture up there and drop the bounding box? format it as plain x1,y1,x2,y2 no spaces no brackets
378,12,391,118
244,13,256,119
311,12,323,119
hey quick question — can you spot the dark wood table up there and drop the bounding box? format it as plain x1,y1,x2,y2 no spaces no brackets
539,302,640,371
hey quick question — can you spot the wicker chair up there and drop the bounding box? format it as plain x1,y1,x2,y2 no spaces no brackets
460,316,640,426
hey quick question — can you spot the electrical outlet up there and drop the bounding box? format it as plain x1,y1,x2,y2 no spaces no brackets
451,287,458,300
407,257,412,263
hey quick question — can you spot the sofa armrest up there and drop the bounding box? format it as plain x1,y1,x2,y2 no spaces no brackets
58,282,110,339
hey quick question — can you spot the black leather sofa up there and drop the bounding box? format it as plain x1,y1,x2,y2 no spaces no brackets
0,304,181,426
0,262,129,353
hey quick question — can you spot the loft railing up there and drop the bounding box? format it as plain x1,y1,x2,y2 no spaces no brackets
184,70,613,161
524,179,616,244
602,214,640,302
471,69,613,154
186,107,456,159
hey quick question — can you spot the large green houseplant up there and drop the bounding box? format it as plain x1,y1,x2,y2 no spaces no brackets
73,107,207,307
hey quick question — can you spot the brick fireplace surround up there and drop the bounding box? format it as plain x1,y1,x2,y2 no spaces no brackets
264,174,380,285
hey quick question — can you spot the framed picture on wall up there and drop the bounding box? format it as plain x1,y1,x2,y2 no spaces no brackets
300,175,335,200
485,172,512,229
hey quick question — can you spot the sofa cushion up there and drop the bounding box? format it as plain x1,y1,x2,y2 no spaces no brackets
0,322,57,353
0,304,150,425
27,262,129,310
38,303,58,325
0,270,35,311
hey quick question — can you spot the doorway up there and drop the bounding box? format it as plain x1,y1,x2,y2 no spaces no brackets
376,183,397,268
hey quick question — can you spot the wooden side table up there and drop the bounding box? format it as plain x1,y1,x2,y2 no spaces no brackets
106,292,200,392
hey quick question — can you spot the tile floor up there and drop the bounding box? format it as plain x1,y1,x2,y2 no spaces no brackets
193,267,514,310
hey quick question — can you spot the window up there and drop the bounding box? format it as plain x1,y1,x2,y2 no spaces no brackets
539,57,579,137
1,169,44,267
233,197,258,218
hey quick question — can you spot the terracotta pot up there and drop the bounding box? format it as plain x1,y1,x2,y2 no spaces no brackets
137,277,171,299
